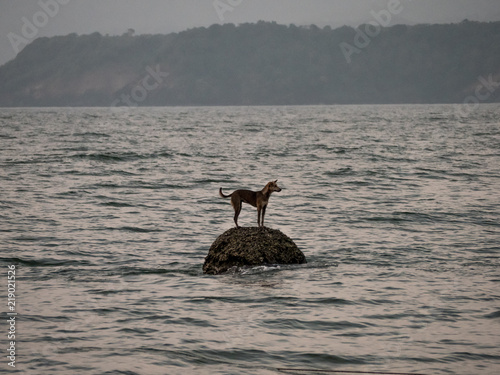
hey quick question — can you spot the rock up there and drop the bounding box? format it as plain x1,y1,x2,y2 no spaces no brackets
203,227,306,275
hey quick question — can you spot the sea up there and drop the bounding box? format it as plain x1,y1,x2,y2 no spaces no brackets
1,104,499,375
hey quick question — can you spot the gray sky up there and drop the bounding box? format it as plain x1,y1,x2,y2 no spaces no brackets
1,0,500,66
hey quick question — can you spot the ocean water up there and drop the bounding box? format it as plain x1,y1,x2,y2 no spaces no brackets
1,104,499,375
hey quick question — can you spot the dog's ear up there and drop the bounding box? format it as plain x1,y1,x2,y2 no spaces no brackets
274,179,278,183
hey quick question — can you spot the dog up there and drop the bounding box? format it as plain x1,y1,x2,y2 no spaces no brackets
219,180,282,228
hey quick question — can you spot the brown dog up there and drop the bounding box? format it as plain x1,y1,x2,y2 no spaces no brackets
219,180,282,228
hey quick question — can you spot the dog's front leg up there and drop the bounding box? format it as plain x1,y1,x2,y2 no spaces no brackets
261,205,267,227
257,206,262,227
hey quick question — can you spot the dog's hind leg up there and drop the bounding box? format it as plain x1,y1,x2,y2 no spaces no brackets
232,199,242,228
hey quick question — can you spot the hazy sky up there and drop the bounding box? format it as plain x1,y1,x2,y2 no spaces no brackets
1,0,500,66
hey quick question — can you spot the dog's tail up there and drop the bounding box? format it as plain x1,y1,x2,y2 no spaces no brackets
219,187,232,198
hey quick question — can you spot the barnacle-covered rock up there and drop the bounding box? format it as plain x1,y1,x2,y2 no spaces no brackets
203,227,306,275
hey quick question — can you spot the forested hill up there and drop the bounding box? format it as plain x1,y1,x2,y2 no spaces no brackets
1,21,499,106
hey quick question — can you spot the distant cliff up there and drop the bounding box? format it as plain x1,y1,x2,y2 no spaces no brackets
1,21,499,106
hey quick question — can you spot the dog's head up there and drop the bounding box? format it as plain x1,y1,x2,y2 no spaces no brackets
267,180,282,193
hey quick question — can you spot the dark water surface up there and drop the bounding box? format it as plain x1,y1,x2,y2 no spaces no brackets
1,105,499,374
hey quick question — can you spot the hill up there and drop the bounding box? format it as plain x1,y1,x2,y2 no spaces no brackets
1,21,499,106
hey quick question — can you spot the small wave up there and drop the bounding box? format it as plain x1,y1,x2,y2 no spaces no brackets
428,116,447,121
72,152,136,162
483,310,500,319
358,298,397,306
324,167,354,176
281,351,365,365
223,261,337,276
362,312,428,320
0,257,91,267
110,265,193,277
225,264,282,275
116,226,161,233
71,151,173,162
21,314,71,323
9,235,63,242
193,178,233,185
345,180,371,186
88,181,181,190
362,211,437,224
444,351,500,362
100,201,135,207
72,131,110,138
117,327,159,335
0,134,16,139
309,297,355,305
263,318,367,331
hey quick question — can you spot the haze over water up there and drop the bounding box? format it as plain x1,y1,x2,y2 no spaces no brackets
1,104,499,374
